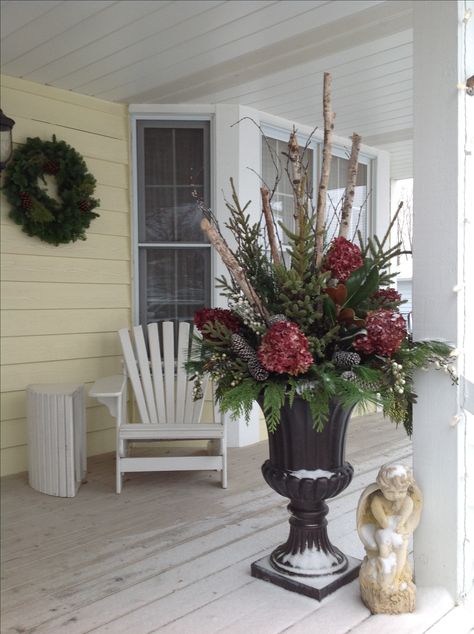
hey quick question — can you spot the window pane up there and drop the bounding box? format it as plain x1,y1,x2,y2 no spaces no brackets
175,128,204,186
144,128,173,186
144,187,175,242
262,135,314,246
140,247,210,326
139,124,209,243
176,186,205,242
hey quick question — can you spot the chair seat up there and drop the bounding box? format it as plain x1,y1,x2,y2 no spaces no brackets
119,423,225,440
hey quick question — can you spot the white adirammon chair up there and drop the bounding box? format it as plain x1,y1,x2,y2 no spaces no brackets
90,321,227,493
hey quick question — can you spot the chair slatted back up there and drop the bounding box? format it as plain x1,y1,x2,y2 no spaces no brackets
148,323,166,424
118,321,208,425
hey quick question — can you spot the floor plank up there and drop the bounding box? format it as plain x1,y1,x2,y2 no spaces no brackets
1,413,436,634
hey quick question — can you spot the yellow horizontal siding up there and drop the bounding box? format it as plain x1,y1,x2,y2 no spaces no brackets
0,75,125,116
1,308,131,337
2,356,123,399
73,157,129,188
1,446,28,478
2,85,128,139
1,254,131,284
1,225,130,260
1,332,121,365
8,115,127,163
2,281,130,310
0,74,131,476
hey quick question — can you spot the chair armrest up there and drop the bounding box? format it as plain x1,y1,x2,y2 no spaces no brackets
90,375,127,418
90,375,126,398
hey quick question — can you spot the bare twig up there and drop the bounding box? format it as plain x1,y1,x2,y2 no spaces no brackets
260,186,281,265
315,72,335,266
339,133,362,238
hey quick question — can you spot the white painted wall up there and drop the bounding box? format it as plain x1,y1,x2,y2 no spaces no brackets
412,0,474,603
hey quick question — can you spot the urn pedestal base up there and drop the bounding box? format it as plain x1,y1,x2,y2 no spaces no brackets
251,554,361,601
254,397,360,600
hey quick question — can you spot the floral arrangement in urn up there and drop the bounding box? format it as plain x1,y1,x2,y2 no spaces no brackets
187,74,456,437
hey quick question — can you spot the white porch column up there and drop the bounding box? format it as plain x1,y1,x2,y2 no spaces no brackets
412,0,473,602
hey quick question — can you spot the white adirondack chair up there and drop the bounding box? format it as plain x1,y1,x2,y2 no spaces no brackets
90,321,227,493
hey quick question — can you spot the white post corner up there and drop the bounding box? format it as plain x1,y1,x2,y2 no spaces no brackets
412,0,474,602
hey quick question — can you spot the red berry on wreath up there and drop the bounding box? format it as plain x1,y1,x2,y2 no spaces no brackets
78,200,91,212
44,160,59,175
20,192,32,210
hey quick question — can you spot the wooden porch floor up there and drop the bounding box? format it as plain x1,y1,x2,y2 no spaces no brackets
1,414,472,634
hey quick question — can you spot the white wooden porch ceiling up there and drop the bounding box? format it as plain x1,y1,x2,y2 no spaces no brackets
0,0,414,178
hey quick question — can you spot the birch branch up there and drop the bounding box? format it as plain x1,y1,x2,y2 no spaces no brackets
338,133,362,238
315,72,335,267
287,128,306,237
288,127,302,189
260,186,281,265
200,218,270,321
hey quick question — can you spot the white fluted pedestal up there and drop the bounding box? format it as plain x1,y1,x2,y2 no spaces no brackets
27,384,87,497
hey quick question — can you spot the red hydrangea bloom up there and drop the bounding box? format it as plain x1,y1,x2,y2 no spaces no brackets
353,308,406,357
258,321,313,376
194,308,240,338
324,237,363,283
372,288,402,305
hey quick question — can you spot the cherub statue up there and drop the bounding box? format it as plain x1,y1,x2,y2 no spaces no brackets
356,464,423,614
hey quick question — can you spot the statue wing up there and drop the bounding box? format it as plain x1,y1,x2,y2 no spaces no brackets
356,482,379,539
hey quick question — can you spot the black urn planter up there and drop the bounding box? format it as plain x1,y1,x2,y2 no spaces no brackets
251,396,361,600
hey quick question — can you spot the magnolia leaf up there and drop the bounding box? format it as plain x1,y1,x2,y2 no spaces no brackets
344,260,373,297
322,295,337,325
345,266,379,308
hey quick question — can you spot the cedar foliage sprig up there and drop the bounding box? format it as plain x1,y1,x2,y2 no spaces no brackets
224,178,278,308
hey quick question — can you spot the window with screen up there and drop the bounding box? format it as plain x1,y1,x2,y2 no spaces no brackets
136,121,211,328
262,133,371,249
261,135,314,246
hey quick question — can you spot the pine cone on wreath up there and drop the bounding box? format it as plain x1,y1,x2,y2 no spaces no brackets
20,192,32,210
43,160,59,175
78,200,92,212
333,350,361,369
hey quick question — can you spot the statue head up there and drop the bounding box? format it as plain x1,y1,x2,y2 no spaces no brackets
376,464,413,502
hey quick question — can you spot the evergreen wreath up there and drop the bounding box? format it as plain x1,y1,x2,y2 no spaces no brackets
3,135,100,245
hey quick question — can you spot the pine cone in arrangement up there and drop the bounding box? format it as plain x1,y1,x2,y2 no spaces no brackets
20,191,32,210
248,357,269,381
231,333,269,381
43,160,59,175
333,351,361,369
341,370,357,382
78,200,92,212
230,333,256,362
268,314,288,326
341,370,379,391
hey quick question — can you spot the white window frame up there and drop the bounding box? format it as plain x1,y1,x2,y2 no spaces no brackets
130,111,216,326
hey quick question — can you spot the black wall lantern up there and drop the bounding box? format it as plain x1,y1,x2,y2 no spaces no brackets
0,109,15,171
